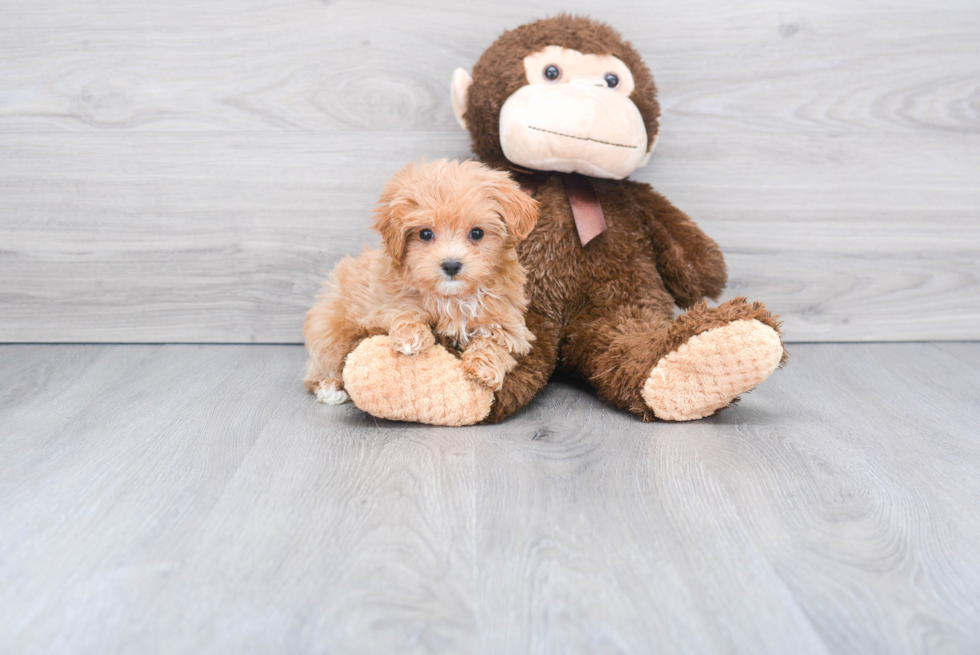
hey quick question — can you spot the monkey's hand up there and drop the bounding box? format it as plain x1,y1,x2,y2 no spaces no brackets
388,320,436,356
462,338,517,391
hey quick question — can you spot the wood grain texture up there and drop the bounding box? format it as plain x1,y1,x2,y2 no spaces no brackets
1,0,977,135
0,343,979,653
1,0,979,342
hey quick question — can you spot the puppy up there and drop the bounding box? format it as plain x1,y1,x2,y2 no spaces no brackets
303,159,539,405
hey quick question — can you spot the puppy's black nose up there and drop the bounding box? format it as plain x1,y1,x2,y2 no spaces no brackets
441,259,462,277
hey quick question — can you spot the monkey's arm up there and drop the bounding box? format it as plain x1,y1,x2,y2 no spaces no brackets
629,182,727,309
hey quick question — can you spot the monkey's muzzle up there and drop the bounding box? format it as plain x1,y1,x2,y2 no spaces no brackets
499,83,649,179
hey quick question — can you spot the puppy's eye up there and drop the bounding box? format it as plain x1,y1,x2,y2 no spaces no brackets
543,65,561,81
469,228,484,241
419,229,434,241
604,73,619,88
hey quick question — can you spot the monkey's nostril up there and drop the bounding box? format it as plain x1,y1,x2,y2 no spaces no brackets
441,260,463,277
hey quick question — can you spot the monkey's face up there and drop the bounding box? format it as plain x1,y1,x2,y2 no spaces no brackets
455,44,656,180
498,46,651,179
452,17,661,177
500,46,647,179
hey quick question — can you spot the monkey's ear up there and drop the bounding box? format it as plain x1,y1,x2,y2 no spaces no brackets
496,181,539,241
451,68,473,131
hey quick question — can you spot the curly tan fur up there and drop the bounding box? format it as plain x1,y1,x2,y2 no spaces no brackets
303,159,539,399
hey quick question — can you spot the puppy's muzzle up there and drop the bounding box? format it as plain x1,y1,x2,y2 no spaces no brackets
441,259,463,278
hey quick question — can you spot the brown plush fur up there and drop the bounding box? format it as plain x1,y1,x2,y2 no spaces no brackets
484,173,771,422
460,18,785,422
303,159,539,400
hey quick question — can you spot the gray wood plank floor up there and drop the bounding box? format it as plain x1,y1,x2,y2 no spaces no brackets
1,343,978,653
2,0,979,343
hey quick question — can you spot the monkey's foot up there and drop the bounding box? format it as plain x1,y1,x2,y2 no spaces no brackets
641,319,783,421
343,335,493,426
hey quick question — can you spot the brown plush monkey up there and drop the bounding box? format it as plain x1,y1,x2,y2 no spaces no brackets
340,15,786,426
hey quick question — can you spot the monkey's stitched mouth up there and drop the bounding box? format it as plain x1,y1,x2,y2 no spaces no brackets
526,125,638,149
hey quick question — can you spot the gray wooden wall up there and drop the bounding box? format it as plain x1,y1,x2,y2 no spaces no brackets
1,0,978,343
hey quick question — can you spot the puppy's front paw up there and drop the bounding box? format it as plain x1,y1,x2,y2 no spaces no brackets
389,321,436,356
462,350,506,391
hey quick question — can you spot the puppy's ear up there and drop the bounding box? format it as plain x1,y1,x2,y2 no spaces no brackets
372,198,413,264
495,178,539,241
372,167,418,263
373,208,408,264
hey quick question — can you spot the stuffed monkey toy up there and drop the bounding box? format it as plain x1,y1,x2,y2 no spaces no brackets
340,15,786,426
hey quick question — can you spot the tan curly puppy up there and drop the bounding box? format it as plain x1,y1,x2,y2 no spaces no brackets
303,159,539,405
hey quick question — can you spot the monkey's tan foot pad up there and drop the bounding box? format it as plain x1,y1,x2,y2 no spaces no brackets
343,335,493,427
641,319,783,422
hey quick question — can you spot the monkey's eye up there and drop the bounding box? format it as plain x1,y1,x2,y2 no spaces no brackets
543,65,561,81
419,229,434,241
469,228,484,241
604,73,619,88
